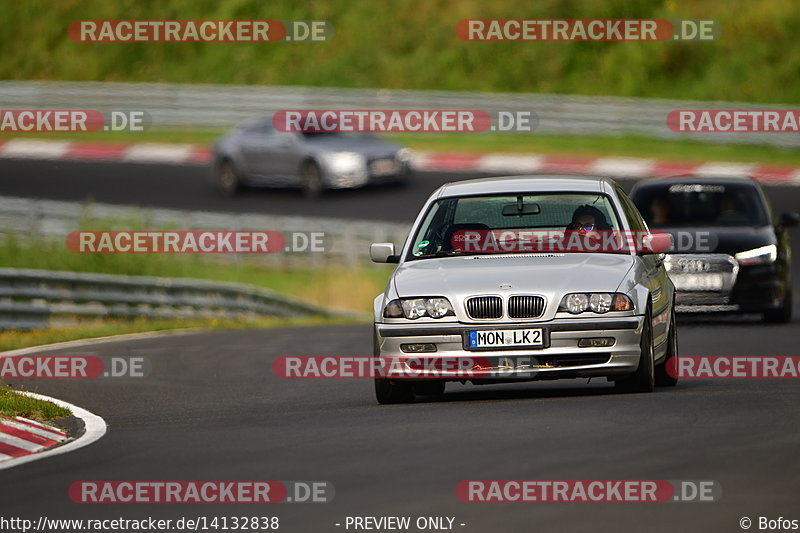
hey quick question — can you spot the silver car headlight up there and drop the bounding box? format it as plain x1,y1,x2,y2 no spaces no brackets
558,293,634,314
735,244,777,266
396,148,411,163
383,297,455,319
324,151,367,175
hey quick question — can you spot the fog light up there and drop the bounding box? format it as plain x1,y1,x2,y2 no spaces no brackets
577,337,615,348
400,343,437,353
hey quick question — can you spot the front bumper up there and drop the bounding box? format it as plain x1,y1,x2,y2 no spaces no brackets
375,317,644,382
674,264,787,313
326,160,410,189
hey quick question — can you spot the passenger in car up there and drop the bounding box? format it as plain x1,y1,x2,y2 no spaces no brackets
566,205,613,234
648,196,672,225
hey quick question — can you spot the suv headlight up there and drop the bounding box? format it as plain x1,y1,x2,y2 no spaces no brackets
735,244,777,265
558,293,634,314
383,297,455,319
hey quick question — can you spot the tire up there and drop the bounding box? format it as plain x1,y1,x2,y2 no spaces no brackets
301,161,324,199
214,159,241,197
373,328,415,404
375,378,415,404
655,305,679,387
615,305,655,393
764,287,792,324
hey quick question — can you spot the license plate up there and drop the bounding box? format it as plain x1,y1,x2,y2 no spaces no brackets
370,159,400,176
468,329,543,349
671,273,724,291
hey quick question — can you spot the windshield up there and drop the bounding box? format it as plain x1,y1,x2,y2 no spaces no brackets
631,182,769,228
407,193,622,259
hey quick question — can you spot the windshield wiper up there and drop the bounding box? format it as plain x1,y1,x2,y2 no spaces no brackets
411,250,470,260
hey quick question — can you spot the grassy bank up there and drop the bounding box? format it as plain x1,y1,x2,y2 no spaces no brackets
0,230,391,314
1,0,799,103
0,387,71,420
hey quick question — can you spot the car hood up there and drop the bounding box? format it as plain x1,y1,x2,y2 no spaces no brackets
304,135,403,157
655,225,776,255
393,254,636,299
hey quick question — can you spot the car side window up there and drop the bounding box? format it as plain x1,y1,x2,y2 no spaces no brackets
244,121,275,135
617,187,648,232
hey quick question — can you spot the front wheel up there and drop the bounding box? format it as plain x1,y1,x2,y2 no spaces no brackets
214,160,241,197
301,161,324,199
764,287,792,324
374,378,415,404
615,306,655,393
373,328,414,404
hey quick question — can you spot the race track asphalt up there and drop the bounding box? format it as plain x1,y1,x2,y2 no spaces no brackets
1,157,799,532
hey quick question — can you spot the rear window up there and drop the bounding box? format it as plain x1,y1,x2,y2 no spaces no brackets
630,182,769,228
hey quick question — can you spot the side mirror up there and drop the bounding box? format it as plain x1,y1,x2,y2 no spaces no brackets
370,242,399,263
639,232,673,254
780,211,800,228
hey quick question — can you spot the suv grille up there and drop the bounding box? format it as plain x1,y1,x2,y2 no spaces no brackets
508,295,545,318
466,296,503,319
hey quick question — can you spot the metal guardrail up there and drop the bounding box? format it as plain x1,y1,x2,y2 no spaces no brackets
0,267,350,330
0,80,797,147
0,195,410,269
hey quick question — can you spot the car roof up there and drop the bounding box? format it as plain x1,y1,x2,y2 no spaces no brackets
631,175,760,191
437,175,619,198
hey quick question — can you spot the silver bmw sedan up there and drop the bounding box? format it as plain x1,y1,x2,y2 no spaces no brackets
370,175,677,403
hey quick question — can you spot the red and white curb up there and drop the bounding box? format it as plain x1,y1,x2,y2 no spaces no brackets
0,414,68,459
0,139,210,165
411,152,800,186
0,138,799,185
0,392,107,471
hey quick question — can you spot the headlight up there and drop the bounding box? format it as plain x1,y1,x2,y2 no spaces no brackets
735,244,777,265
325,151,367,175
559,293,634,314
396,148,411,163
383,297,455,319
589,293,613,313
563,293,588,314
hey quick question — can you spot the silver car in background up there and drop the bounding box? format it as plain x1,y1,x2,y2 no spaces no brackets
212,116,411,198
370,175,677,403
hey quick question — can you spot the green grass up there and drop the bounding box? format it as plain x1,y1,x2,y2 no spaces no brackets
0,386,71,420
0,227,392,313
0,128,226,145
393,133,800,166
1,0,800,103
